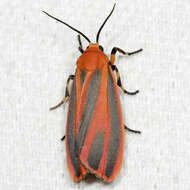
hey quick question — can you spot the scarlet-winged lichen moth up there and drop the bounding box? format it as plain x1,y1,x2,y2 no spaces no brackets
43,3,142,182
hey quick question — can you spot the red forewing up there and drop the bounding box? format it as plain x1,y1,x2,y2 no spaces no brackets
77,65,124,182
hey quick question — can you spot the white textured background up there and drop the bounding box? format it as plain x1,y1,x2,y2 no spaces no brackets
1,0,190,189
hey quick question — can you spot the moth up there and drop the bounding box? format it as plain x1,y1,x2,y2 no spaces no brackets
43,3,142,182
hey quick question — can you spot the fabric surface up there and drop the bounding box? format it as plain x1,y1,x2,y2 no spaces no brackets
0,0,190,189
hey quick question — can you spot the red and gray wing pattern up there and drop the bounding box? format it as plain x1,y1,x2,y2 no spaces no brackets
65,65,124,182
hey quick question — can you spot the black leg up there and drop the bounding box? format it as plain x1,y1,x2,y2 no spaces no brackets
124,125,141,134
111,65,139,95
61,135,65,141
50,75,75,110
78,35,84,53
110,47,143,65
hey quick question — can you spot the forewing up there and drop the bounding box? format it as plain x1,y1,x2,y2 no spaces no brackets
77,65,124,182
65,76,87,182
104,66,124,181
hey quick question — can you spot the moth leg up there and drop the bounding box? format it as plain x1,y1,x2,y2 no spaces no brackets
110,47,143,65
124,124,141,134
61,135,65,141
77,35,84,53
111,65,139,95
50,75,75,110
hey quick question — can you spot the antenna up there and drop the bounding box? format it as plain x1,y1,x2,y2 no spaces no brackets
96,3,116,43
43,11,91,43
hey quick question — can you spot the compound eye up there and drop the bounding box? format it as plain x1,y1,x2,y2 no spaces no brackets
99,45,104,52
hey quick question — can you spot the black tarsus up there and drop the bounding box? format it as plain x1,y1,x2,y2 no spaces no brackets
49,75,75,110
124,125,141,134
128,48,143,55
124,89,139,95
111,65,139,95
42,11,91,43
61,135,65,141
77,35,84,53
96,3,116,43
111,47,143,56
